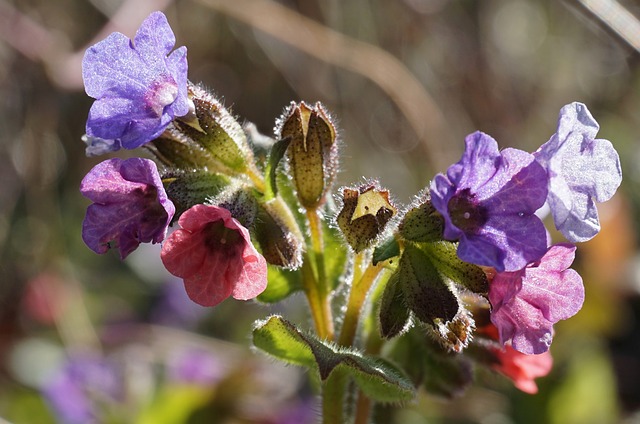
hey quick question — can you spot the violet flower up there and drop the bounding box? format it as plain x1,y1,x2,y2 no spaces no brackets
160,204,267,307
81,158,175,259
534,102,622,242
43,354,122,424
489,243,584,354
167,348,224,386
430,131,548,272
82,11,189,149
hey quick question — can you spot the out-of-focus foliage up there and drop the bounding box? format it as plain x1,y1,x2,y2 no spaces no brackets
1,0,640,422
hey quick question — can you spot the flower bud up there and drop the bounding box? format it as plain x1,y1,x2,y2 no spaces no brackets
277,101,338,209
165,172,231,218
253,198,304,269
173,83,255,173
336,183,396,253
398,195,444,242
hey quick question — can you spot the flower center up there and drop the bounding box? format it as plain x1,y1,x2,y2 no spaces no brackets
149,80,178,116
447,188,488,233
203,220,243,253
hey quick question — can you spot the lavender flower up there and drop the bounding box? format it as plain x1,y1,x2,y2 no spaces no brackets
82,134,122,157
43,354,122,424
81,158,175,259
167,348,224,386
535,102,622,242
430,131,548,272
82,11,189,149
489,243,584,354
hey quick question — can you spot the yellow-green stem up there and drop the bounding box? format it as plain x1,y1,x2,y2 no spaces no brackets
338,261,385,347
300,256,331,340
306,209,334,340
245,164,266,193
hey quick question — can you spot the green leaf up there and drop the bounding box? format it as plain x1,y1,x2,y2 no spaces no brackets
253,315,415,403
399,244,460,325
264,136,292,201
257,266,303,303
379,270,411,339
420,241,488,295
373,236,400,265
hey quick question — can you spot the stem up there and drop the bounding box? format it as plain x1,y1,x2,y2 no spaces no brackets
322,371,348,424
306,209,334,340
338,260,385,347
354,393,372,424
245,163,266,193
300,256,331,340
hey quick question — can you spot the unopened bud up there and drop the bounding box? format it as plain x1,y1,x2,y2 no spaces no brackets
253,198,304,269
336,183,396,253
165,172,231,217
398,196,444,242
277,101,338,209
173,82,254,173
426,311,475,353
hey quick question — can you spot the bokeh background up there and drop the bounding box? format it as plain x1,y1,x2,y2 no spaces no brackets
1,0,640,423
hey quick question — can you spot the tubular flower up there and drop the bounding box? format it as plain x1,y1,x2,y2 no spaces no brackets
489,243,584,354
82,11,189,149
430,131,548,272
161,204,267,307
80,158,175,259
534,102,622,242
491,344,553,394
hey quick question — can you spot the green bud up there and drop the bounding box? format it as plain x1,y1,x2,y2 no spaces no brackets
277,101,338,209
336,184,397,253
253,198,304,269
164,171,231,218
398,195,444,242
173,82,254,173
150,126,220,171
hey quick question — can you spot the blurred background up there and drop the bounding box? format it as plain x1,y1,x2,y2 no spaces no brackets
1,0,640,422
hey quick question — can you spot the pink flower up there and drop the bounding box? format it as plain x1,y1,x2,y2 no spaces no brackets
489,243,584,354
160,204,267,307
477,324,553,394
491,344,553,394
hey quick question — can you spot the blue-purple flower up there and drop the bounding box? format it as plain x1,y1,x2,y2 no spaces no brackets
43,354,122,424
81,157,175,259
430,131,548,272
82,11,189,149
489,243,584,354
534,102,622,242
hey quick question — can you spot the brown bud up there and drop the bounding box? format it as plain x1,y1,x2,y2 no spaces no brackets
253,198,304,269
277,101,338,209
336,184,396,253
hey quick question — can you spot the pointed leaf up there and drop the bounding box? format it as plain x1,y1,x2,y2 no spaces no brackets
399,244,460,325
379,271,411,339
421,241,488,295
253,315,415,403
373,236,400,266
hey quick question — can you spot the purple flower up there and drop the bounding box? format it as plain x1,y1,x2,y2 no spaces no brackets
534,102,622,242
167,348,224,386
489,243,584,354
430,131,548,272
43,354,122,424
82,134,122,157
82,11,189,149
81,158,175,259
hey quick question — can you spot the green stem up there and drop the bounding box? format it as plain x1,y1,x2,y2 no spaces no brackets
300,256,331,340
306,209,334,340
322,371,347,424
338,260,385,347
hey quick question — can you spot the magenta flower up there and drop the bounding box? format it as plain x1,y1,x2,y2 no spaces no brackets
81,158,175,259
160,204,267,307
489,243,584,354
82,11,189,149
534,102,622,242
430,131,548,272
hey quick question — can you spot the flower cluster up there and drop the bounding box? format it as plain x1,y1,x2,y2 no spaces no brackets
77,10,622,411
